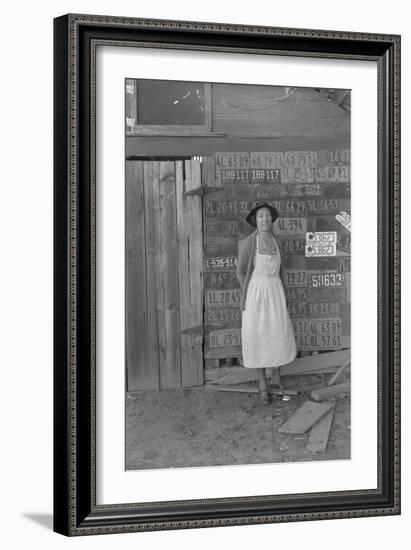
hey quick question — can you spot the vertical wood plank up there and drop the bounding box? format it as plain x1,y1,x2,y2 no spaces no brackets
187,160,204,386
125,161,152,390
201,155,219,189
143,162,161,390
176,162,191,386
176,161,204,387
158,162,181,389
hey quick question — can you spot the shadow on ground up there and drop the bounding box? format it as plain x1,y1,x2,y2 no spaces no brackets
23,513,53,531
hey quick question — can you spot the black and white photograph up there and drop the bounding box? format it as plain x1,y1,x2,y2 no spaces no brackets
124,78,351,470
1,0,405,544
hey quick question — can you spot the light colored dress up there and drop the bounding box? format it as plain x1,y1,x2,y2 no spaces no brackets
241,234,297,368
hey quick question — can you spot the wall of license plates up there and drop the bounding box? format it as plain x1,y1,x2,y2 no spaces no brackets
203,149,351,360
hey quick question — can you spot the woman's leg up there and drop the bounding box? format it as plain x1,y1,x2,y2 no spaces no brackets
271,366,282,389
256,368,268,390
256,368,269,403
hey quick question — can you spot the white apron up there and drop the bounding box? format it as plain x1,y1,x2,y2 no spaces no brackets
241,234,297,368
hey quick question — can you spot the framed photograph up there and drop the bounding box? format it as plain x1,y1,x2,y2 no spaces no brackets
53,14,400,536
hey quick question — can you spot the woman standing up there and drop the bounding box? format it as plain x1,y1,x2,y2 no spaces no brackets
237,203,297,404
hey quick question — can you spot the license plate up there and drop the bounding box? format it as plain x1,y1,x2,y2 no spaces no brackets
280,239,306,255
220,169,251,184
281,167,315,183
305,243,336,257
285,287,307,301
288,302,342,317
284,151,318,168
204,219,249,236
318,149,350,165
287,302,308,316
296,334,342,349
250,169,281,183
206,308,242,324
204,258,237,270
315,166,350,183
335,211,351,232
306,199,341,214
309,272,345,288
274,200,307,215
204,200,251,216
204,257,237,270
208,328,241,348
250,152,284,169
204,271,239,289
284,270,307,287
274,217,307,235
307,302,341,317
206,288,241,307
204,257,238,271
306,231,337,244
215,152,250,169
292,317,342,335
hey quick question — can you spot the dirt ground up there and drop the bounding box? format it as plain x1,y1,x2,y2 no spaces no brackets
126,372,350,470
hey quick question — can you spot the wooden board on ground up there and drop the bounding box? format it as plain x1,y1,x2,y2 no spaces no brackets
203,350,348,385
204,384,298,396
281,349,349,376
278,401,334,434
311,381,350,401
306,405,335,453
327,357,350,386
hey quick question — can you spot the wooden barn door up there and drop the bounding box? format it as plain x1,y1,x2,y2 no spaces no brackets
126,160,203,391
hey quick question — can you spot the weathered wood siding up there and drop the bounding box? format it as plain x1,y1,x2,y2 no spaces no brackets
176,161,204,386
125,162,152,389
203,148,350,359
125,81,351,370
212,85,349,137
126,160,203,390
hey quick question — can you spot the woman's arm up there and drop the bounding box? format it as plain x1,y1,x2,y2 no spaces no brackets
276,236,286,288
236,238,249,289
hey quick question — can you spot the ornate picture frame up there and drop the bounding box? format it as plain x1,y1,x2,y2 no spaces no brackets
53,14,400,536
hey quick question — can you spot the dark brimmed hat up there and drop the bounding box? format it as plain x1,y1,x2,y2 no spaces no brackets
245,202,279,227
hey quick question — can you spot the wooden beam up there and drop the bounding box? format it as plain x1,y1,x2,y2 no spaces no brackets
204,357,342,385
306,406,335,453
327,359,350,386
205,384,258,394
311,382,350,401
280,349,350,376
204,384,298,396
278,401,334,434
